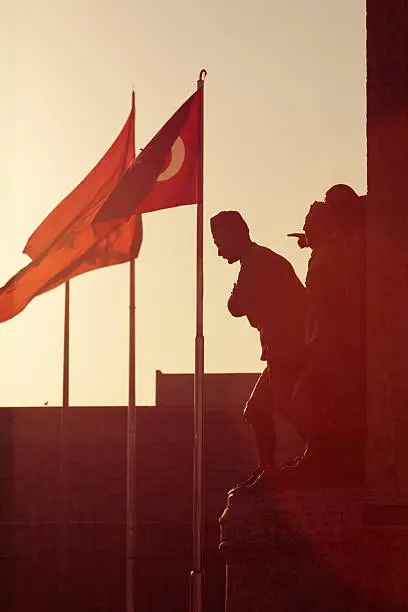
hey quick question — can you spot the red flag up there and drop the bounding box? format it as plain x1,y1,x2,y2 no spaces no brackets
25,94,136,261
0,96,142,323
92,88,201,238
35,214,143,295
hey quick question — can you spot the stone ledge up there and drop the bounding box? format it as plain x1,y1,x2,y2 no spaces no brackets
220,488,363,553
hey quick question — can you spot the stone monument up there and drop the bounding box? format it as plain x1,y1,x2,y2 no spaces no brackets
220,3,408,610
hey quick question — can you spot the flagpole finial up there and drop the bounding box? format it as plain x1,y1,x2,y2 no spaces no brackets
197,69,207,87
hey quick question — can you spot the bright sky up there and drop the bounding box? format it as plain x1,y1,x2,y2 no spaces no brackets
0,1,366,407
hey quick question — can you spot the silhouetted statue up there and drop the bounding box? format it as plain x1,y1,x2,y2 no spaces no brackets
290,185,366,485
325,185,366,370
210,211,306,493
325,185,366,481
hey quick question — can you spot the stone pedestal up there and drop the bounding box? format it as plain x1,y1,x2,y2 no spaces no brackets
220,489,408,611
220,489,363,612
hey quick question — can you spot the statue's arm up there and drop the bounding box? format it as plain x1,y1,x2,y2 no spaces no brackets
227,262,255,317
227,282,247,317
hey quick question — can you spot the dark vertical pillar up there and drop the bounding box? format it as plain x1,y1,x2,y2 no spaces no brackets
366,2,408,487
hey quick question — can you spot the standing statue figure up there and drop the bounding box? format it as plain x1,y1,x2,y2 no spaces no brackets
324,184,366,482
291,185,366,485
210,211,306,493
324,184,366,379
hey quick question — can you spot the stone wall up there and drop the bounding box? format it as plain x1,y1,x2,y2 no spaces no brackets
0,405,256,612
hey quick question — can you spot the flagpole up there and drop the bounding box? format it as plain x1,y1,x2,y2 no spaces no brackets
58,280,70,607
190,68,206,612
63,280,70,408
126,257,137,612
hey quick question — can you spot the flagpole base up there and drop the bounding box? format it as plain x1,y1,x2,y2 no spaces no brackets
190,569,204,612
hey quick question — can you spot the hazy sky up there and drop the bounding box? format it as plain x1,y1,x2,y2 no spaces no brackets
1,0,366,406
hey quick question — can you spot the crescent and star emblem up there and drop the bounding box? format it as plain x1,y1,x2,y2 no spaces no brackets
56,139,185,257
157,137,185,182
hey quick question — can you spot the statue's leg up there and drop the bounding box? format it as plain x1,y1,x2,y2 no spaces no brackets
228,368,276,495
244,366,276,469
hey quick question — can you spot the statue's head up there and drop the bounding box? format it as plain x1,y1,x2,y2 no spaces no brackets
210,211,251,263
303,201,331,249
324,184,364,239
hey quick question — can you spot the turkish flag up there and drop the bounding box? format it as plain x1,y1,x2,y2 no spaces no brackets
25,94,136,261
92,87,202,238
35,214,143,296
0,96,142,323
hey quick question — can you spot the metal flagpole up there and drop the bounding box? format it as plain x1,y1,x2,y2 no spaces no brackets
62,281,70,408
126,257,137,612
63,281,70,408
190,68,206,612
58,280,70,607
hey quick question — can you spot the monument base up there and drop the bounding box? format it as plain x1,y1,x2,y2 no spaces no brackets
220,488,408,611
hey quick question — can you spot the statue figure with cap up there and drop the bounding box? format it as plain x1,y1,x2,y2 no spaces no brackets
210,210,306,493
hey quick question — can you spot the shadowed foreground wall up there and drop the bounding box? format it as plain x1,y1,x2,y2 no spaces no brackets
0,405,256,612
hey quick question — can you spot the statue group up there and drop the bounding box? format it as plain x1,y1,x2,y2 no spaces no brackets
211,184,366,495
